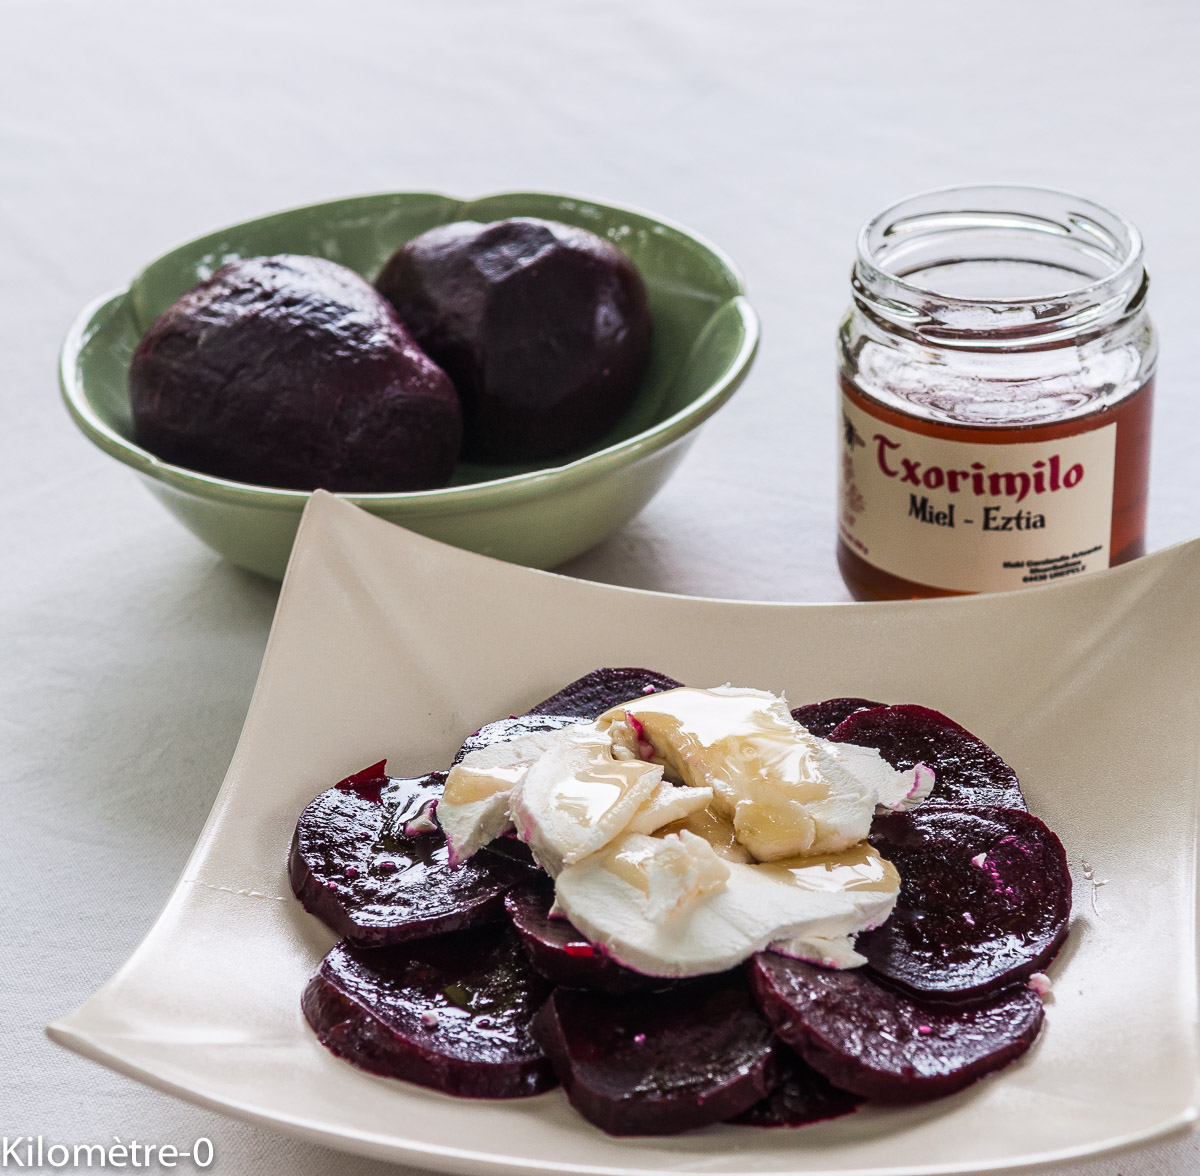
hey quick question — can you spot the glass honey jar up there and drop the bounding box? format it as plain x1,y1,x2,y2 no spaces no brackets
837,185,1155,600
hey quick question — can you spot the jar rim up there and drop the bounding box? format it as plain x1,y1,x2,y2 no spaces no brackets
853,184,1146,345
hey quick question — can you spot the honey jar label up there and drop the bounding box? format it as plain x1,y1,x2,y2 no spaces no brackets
838,394,1117,593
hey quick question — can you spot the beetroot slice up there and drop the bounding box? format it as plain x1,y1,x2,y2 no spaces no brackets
302,924,556,1098
829,704,1026,810
750,955,1044,1103
527,667,684,720
860,805,1071,1001
453,713,579,764
289,773,527,947
790,698,884,739
505,878,663,994
532,977,780,1135
730,1051,864,1128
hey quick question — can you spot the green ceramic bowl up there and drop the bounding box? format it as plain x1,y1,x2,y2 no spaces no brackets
60,191,759,579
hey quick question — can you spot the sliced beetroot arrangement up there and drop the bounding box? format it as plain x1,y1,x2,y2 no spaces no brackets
532,976,780,1135
527,667,684,720
859,805,1071,1001
303,924,556,1098
453,713,579,764
291,668,1069,1135
829,704,1026,810
750,954,1044,1103
504,878,661,994
790,697,884,739
730,1051,864,1128
289,771,528,947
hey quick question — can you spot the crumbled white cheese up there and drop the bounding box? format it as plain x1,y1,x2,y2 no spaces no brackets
438,684,936,977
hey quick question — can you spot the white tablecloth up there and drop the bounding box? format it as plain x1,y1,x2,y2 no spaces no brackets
2,1,1196,1171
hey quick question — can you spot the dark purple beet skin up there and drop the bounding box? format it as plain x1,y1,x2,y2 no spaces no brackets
505,878,662,994
129,255,462,492
288,771,528,947
749,955,1045,1104
532,977,780,1135
527,667,684,721
860,806,1072,1002
302,924,557,1098
730,1050,864,1128
375,218,652,464
790,698,885,739
829,704,1027,810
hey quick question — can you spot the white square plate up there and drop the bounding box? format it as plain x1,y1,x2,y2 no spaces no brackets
49,492,1199,1175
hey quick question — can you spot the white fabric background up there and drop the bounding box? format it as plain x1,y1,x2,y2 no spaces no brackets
1,0,1196,1171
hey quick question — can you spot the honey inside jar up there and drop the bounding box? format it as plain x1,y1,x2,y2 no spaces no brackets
837,185,1156,601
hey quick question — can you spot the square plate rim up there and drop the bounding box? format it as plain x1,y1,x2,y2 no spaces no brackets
47,492,1200,1176
38,1019,1200,1176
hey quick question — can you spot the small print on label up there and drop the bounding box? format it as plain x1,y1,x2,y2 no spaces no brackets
838,396,1117,594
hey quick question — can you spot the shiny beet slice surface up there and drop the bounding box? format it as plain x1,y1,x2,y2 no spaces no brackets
453,713,579,763
302,924,556,1098
505,879,661,994
532,977,779,1135
289,772,527,947
829,704,1026,809
750,955,1044,1103
790,698,885,738
730,1051,863,1128
860,805,1071,1001
527,668,684,720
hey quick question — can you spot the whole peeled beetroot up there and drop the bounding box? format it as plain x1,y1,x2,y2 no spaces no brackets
375,218,652,463
129,254,462,491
